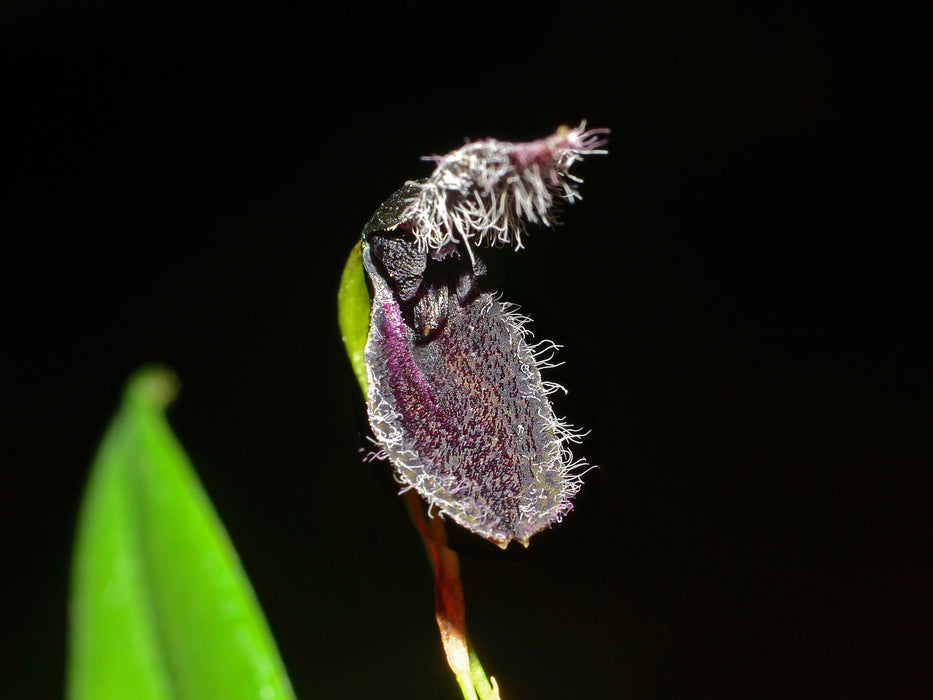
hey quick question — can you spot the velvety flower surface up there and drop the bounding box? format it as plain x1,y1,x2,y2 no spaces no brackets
361,124,606,548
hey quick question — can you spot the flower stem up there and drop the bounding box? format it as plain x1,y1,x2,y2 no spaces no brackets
402,491,500,700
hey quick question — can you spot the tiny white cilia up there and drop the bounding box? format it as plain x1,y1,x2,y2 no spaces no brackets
393,121,609,262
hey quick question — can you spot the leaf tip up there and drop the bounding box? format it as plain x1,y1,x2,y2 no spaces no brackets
126,365,180,410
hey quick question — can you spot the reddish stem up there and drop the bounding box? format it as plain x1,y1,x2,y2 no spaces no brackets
402,491,472,686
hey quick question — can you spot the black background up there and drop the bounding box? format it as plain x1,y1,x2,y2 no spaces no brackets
3,1,928,698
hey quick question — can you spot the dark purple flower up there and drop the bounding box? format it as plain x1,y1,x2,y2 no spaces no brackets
361,124,606,548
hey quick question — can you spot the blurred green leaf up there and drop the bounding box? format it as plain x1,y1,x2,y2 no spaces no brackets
67,367,296,700
337,241,370,396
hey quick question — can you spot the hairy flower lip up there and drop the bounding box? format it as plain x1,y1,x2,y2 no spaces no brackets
362,241,587,548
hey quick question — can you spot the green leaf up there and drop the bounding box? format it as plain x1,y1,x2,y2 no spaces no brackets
67,367,296,700
337,240,370,397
